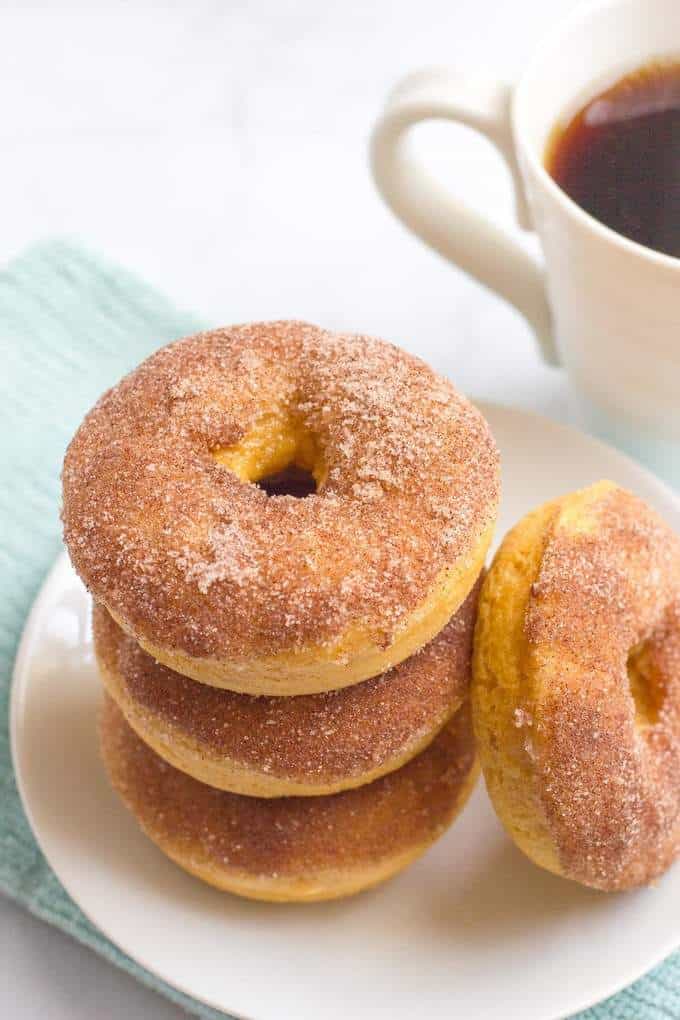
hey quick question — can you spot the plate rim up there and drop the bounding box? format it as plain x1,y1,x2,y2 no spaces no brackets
10,399,680,1020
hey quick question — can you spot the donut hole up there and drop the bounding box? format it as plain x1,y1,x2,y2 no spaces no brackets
256,464,317,498
212,412,325,498
627,641,664,728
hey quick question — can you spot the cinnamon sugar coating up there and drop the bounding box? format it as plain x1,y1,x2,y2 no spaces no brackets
526,485,680,889
99,695,477,879
93,576,481,789
62,322,499,661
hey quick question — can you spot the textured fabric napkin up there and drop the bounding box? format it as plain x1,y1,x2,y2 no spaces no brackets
1,239,679,1020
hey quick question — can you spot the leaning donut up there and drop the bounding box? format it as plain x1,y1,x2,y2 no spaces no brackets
472,480,680,891
63,321,499,695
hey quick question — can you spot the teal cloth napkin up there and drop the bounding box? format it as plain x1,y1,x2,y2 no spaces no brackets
1,239,679,1020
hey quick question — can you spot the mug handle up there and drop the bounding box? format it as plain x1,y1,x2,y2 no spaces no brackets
370,68,558,366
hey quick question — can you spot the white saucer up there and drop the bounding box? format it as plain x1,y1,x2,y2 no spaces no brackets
11,403,680,1020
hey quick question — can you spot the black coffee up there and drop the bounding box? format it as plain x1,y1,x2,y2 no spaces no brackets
546,61,680,257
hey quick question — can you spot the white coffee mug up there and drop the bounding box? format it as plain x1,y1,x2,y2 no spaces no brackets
370,0,680,484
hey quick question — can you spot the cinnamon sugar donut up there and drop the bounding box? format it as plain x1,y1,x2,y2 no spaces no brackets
92,577,481,797
473,481,680,891
62,321,499,695
99,696,478,902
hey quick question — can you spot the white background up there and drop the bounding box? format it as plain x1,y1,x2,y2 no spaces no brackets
3,1,576,1017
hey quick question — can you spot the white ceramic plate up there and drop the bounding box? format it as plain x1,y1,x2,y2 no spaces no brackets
11,403,680,1020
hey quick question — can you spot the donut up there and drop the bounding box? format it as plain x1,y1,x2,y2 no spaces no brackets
62,321,499,695
99,696,478,902
92,576,481,797
472,480,680,891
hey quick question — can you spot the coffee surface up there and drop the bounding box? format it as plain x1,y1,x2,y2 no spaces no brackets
546,61,680,257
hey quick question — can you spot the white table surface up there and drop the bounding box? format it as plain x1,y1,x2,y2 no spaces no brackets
2,2,580,1017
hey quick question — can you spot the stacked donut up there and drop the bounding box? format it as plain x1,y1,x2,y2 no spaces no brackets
62,321,500,902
